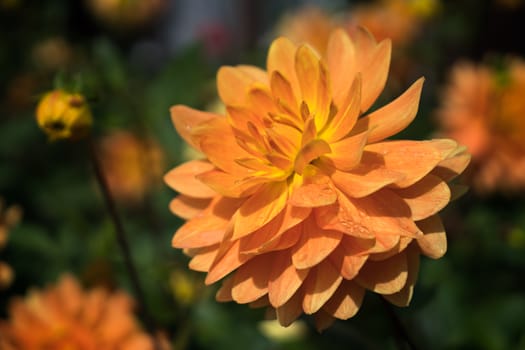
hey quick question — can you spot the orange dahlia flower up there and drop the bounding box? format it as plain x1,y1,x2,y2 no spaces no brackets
0,274,156,350
165,28,470,330
437,59,525,193
0,198,22,290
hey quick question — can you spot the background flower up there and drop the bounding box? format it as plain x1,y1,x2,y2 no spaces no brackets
0,198,22,290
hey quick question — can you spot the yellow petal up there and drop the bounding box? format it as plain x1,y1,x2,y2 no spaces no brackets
383,244,420,307
394,174,451,221
164,160,216,198
169,195,211,219
416,215,447,259
233,181,289,239
170,105,220,150
322,280,364,320
302,259,343,314
217,65,267,105
356,250,408,294
231,254,274,304
268,250,309,308
353,78,424,144
291,216,342,269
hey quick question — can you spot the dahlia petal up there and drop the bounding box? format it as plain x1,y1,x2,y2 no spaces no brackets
322,74,361,143
326,28,356,108
226,106,265,135
270,71,297,115
206,240,249,285
233,181,289,239
232,254,274,304
383,244,420,307
394,174,451,221
164,160,216,198
267,37,300,98
216,276,234,302
323,129,368,171
354,78,424,144
268,250,309,308
294,139,331,174
291,217,342,270
248,87,279,119
302,259,343,314
249,295,270,309
169,195,211,220
416,215,447,259
194,117,251,175
432,151,471,182
188,245,218,272
264,225,303,252
314,197,374,239
170,105,219,150
295,44,321,110
365,140,445,188
328,236,372,279
197,169,263,198
368,236,413,262
449,184,469,201
322,280,365,320
172,217,226,249
356,250,408,294
331,156,406,198
276,288,304,327
217,65,267,105
239,205,310,254
314,309,336,332
360,39,391,113
289,169,337,207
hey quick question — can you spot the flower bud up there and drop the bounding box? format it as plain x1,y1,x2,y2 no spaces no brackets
36,89,92,141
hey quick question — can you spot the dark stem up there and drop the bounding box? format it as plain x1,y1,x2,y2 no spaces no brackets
381,297,420,350
88,138,158,336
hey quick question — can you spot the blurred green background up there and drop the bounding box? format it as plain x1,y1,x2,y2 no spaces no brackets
1,0,525,349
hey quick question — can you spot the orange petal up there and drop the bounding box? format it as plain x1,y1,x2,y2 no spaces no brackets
239,205,310,255
291,216,342,269
322,129,368,171
364,140,447,188
326,28,357,108
267,37,299,98
231,254,274,304
164,160,216,198
328,237,371,280
321,74,361,143
193,117,251,175
197,169,263,198
170,105,219,150
172,216,226,249
415,215,447,259
276,288,304,327
295,44,320,109
270,71,298,116
268,249,309,308
359,39,391,113
289,168,337,207
233,181,289,239
294,139,331,175
169,195,212,220
302,259,343,314
206,240,249,285
216,276,234,302
314,310,336,332
353,78,424,144
394,174,451,221
188,245,218,272
217,65,267,105
356,250,408,294
383,243,420,307
322,280,365,320
432,149,471,182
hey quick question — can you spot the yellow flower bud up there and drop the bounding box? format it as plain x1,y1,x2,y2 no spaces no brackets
36,90,93,141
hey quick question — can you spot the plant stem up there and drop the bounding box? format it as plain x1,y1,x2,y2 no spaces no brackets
88,138,156,333
381,297,420,350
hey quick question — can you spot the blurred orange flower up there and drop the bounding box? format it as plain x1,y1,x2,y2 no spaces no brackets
98,131,164,203
165,29,469,330
0,274,155,350
438,59,525,193
0,198,22,290
86,0,166,29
